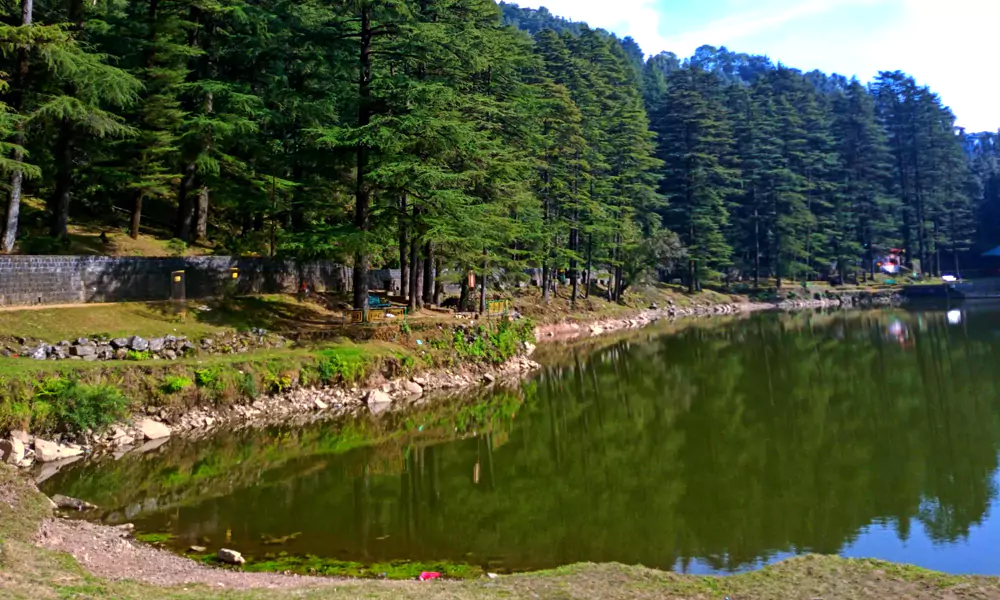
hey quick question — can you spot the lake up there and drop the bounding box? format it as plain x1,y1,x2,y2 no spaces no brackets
42,307,1000,576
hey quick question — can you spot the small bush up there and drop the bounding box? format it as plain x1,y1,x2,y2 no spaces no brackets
126,350,152,361
194,367,221,389
237,372,257,398
161,375,193,394
33,378,129,434
166,238,187,257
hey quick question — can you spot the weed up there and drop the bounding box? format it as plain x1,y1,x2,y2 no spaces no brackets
194,367,222,389
237,372,257,398
165,238,187,257
125,349,152,361
135,532,175,544
161,375,193,394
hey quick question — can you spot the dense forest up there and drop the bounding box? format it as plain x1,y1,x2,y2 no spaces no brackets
0,0,995,309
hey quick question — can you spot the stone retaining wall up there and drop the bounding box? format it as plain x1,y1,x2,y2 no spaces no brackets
0,256,353,307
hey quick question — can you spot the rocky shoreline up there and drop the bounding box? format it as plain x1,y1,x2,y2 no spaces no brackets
2,347,542,474
1,289,901,474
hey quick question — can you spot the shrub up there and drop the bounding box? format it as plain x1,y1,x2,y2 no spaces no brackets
194,367,221,389
33,378,129,434
161,375,193,394
166,238,187,257
237,372,257,398
126,350,152,361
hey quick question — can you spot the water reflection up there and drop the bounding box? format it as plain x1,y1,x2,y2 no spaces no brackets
44,309,1000,575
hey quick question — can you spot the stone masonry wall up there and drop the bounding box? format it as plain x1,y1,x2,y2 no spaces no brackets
0,256,354,307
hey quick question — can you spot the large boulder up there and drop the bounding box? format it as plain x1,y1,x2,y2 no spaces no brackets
111,338,130,349
402,381,423,397
0,438,24,465
217,548,245,565
365,390,393,414
70,345,96,357
129,336,149,352
148,338,166,353
34,438,83,463
136,419,172,440
50,494,97,511
30,345,49,360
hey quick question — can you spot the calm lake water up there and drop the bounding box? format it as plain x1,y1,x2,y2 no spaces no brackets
43,308,1000,575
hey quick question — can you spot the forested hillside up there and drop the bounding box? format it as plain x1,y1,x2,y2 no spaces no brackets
0,0,994,309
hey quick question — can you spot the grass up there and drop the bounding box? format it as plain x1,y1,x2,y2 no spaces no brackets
2,463,999,599
0,302,230,342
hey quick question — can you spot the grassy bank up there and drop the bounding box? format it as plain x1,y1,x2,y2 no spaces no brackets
0,313,535,438
2,465,996,599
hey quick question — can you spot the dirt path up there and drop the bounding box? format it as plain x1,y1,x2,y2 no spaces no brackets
35,518,342,590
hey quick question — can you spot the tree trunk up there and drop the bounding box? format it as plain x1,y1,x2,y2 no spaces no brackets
175,163,197,241
541,263,550,302
398,196,408,301
478,250,487,315
422,240,434,305
352,5,373,311
194,185,209,241
408,232,420,313
50,118,74,240
585,234,592,299
130,192,143,239
459,272,470,313
433,256,443,305
753,206,761,289
1,0,33,253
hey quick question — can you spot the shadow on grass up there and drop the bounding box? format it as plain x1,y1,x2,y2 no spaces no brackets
142,296,351,336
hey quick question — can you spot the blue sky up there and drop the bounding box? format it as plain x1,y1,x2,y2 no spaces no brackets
506,0,998,132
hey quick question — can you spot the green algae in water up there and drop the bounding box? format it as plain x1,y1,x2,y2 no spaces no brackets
243,555,482,579
135,532,175,544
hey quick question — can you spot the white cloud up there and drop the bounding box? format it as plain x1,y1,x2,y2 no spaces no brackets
661,0,883,58
508,0,999,131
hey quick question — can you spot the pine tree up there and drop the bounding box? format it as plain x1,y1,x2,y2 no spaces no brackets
652,67,737,291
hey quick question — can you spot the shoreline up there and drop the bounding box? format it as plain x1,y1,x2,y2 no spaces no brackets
0,463,991,599
4,289,902,474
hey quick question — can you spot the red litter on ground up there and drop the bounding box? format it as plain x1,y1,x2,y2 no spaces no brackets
419,572,441,581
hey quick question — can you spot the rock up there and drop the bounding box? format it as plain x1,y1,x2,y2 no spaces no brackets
114,348,128,360
204,417,215,427
402,381,423,396
188,545,207,553
10,430,30,444
129,336,149,352
163,349,177,360
365,389,392,406
313,399,329,411
33,438,83,463
136,418,171,440
523,342,536,357
82,354,99,362
412,377,428,386
0,438,24,464
217,548,245,565
148,338,166,353
111,338,130,349
51,494,97,511
97,345,113,359
30,345,49,360
482,373,496,384
365,390,393,414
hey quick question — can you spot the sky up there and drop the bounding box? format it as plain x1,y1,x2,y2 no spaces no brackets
505,0,999,132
